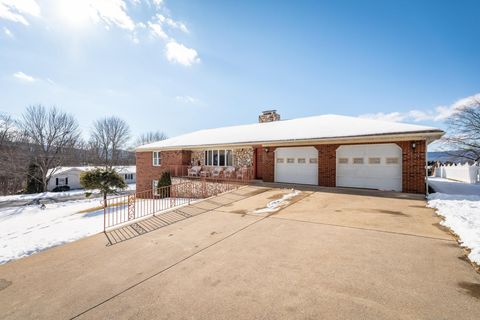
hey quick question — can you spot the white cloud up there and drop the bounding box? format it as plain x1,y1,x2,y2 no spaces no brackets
156,14,188,33
13,71,36,82
359,93,480,123
151,0,163,8
148,21,168,39
359,112,406,122
176,95,198,104
53,0,135,31
89,0,135,31
0,0,41,25
3,26,13,37
165,40,199,66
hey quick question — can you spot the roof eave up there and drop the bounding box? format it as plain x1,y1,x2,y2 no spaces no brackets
135,130,444,152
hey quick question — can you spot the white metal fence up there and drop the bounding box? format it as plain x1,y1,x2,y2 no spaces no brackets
434,162,480,184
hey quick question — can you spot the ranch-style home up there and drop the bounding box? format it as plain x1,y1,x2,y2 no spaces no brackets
136,111,444,194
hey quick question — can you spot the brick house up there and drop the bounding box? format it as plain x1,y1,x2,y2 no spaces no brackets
136,111,444,194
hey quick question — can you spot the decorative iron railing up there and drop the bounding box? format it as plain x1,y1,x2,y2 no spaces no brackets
103,178,244,231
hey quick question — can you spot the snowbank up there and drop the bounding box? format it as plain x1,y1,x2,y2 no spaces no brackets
428,193,480,265
254,189,301,214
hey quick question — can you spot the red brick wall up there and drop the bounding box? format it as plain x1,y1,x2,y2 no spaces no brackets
315,144,337,187
397,140,426,194
136,150,191,192
259,141,427,194
262,147,276,182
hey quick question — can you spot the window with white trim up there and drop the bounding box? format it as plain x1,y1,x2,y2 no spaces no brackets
368,157,381,164
204,149,233,166
297,158,306,164
124,173,134,180
286,158,295,164
277,158,284,163
309,158,318,164
386,157,399,164
153,151,161,166
338,158,348,164
353,158,364,164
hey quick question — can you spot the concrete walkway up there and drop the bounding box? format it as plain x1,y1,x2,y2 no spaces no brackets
1,185,479,319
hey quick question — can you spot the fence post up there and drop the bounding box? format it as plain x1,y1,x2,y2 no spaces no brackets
103,199,107,233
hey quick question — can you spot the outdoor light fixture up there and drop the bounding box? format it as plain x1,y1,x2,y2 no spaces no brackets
264,147,269,153
411,142,416,149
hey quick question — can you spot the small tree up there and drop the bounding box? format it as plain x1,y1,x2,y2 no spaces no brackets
80,168,127,204
157,171,172,198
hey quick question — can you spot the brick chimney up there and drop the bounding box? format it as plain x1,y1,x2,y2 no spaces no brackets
258,110,280,123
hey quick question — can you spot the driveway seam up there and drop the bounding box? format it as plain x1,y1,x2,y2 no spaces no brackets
269,215,455,242
70,192,271,319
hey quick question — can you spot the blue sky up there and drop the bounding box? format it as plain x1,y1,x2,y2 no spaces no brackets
0,0,479,146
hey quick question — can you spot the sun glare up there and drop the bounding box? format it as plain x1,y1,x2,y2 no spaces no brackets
55,1,93,29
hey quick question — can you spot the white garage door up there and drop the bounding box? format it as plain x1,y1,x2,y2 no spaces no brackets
336,144,402,192
275,147,318,185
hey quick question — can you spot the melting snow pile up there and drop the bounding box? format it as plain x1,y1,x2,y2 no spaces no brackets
254,189,301,214
428,193,480,265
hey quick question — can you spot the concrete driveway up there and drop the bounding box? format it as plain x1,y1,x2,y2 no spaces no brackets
1,185,479,319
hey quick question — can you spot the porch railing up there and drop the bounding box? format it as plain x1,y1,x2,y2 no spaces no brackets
103,178,244,231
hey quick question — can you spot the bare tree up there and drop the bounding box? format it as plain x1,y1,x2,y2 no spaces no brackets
0,113,28,194
19,105,81,192
90,116,131,168
134,131,167,147
445,96,480,162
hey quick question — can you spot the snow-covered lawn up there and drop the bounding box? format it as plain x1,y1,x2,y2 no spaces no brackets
0,183,136,202
0,191,194,265
0,198,104,264
428,177,480,195
427,177,480,265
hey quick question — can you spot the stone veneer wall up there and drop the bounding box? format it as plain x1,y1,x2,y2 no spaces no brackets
189,148,254,168
233,147,254,167
191,150,204,166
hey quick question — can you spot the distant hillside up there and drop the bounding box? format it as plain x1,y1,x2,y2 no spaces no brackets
428,151,474,163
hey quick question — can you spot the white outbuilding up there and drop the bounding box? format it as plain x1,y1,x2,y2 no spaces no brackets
47,166,136,191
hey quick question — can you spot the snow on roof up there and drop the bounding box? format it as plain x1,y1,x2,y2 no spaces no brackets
137,114,443,151
48,166,136,176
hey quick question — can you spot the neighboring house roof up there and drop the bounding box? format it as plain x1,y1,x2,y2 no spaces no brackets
48,166,136,176
136,114,444,151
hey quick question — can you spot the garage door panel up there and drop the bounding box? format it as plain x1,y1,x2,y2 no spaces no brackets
336,144,402,192
275,147,318,185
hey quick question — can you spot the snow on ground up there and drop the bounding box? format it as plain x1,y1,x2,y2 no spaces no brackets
427,177,480,265
0,183,136,202
0,198,104,264
254,189,301,214
428,177,480,196
0,189,188,265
